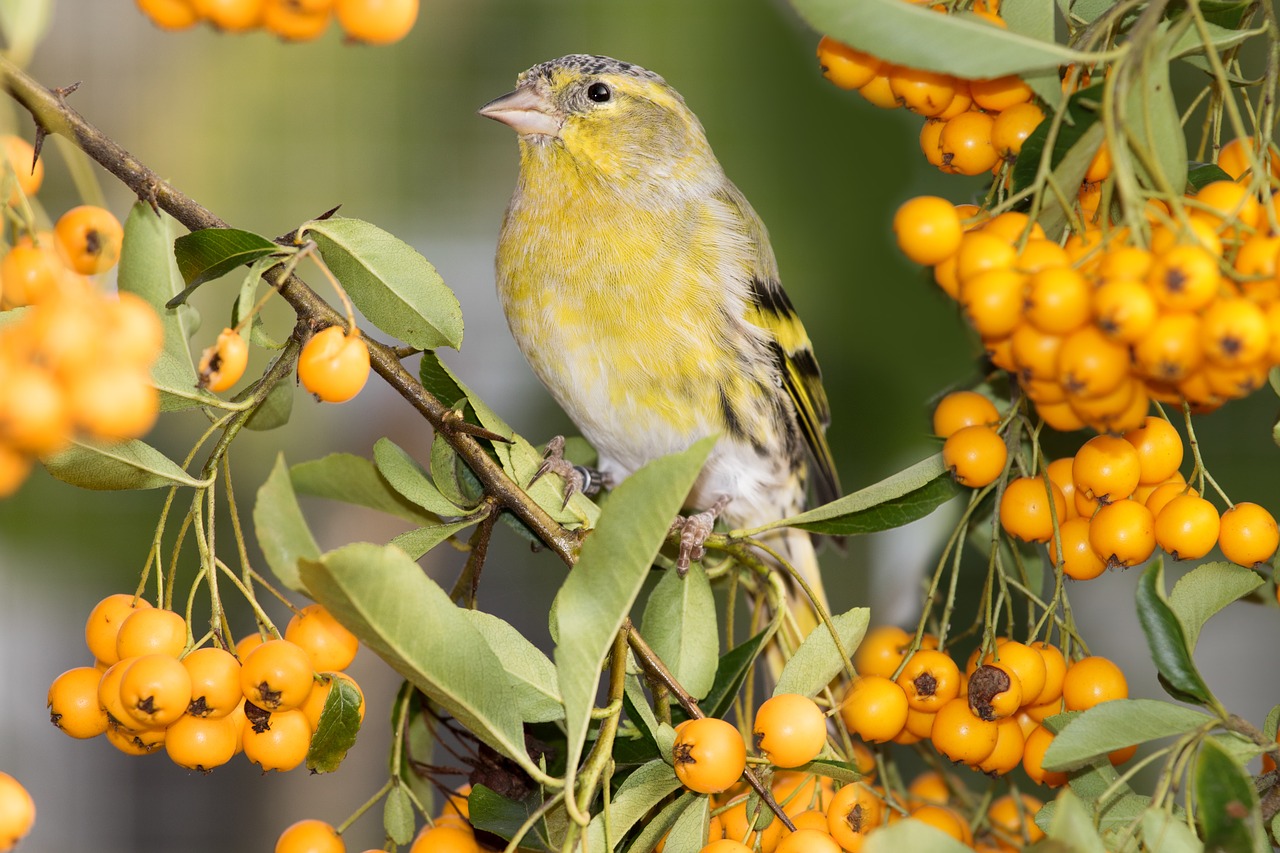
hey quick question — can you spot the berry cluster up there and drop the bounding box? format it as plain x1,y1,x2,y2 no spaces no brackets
817,4,1050,180
0,137,162,497
935,390,1280,575
48,595,363,774
896,190,1280,433
135,0,419,45
275,784,488,852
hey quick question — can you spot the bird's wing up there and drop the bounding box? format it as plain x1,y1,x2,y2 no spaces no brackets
716,185,841,506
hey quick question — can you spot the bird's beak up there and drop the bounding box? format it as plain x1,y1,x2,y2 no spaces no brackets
478,84,562,138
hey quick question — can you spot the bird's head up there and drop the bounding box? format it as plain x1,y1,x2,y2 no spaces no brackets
479,54,717,186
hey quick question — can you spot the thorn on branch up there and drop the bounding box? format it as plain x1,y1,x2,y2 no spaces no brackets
137,178,162,216
440,408,513,444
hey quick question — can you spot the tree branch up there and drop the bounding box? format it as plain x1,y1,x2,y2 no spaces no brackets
0,56,581,566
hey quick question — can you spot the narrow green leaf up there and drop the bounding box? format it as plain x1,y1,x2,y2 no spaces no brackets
388,517,477,561
1043,699,1212,771
306,674,363,773
373,437,465,517
291,452,438,527
117,202,213,411
788,0,1094,77
1046,789,1107,853
299,543,537,777
1126,26,1188,194
774,607,869,698
1140,810,1204,853
383,785,415,846
303,217,463,350
1187,163,1237,191
554,439,714,789
748,454,958,536
623,674,663,749
1263,704,1280,741
1168,561,1263,650
1001,0,1062,108
240,374,294,432
702,632,768,719
583,760,682,851
430,431,480,510
799,758,864,785
628,793,699,853
663,795,712,853
1136,558,1214,706
1194,738,1268,853
1170,20,1262,59
863,818,975,853
232,258,287,350
420,351,467,408
172,227,281,292
640,565,718,700
254,454,321,593
462,609,564,723
43,439,203,491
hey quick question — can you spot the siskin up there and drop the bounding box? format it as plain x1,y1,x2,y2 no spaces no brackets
481,54,840,631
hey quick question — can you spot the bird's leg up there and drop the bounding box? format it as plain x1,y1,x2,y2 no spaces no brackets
669,495,732,578
529,435,608,508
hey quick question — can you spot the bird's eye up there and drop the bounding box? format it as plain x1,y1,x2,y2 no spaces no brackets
586,82,612,103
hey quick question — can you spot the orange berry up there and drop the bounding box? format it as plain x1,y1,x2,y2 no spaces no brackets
285,604,359,672
1057,325,1130,398
959,268,1026,339
297,326,371,403
165,713,239,771
262,0,331,40
0,135,43,206
136,0,201,29
275,819,345,853
0,244,58,308
955,231,1017,286
909,804,972,845
1050,516,1107,580
1123,416,1184,485
1025,267,1092,335
116,608,187,660
939,111,998,176
190,0,262,31
300,672,365,732
753,693,827,768
816,37,880,90
0,772,36,850
241,639,315,712
970,74,1033,112
243,708,312,772
85,593,152,666
897,649,962,713
410,825,479,853
936,79,974,120
182,647,244,719
198,328,249,393
1216,137,1280,181
1133,312,1203,383
840,676,909,743
1097,246,1156,281
1145,482,1197,520
1192,180,1261,234
54,206,124,275
920,118,946,170
894,196,963,266
854,625,914,678
991,102,1044,160
981,212,1045,245
1084,142,1112,183
335,0,418,44
672,717,746,794
48,666,109,739
888,67,957,117
826,783,883,849
1063,655,1128,711
999,476,1068,543
119,654,193,728
932,390,1000,438
987,794,1045,846
1200,298,1270,366
1154,494,1221,560
977,716,1026,775
1148,245,1222,312
66,363,160,442
930,696,999,765
1088,500,1156,568
1073,435,1142,504
942,425,1007,488
1022,725,1068,786
1218,502,1280,567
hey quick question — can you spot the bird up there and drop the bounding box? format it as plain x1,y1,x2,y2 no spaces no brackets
480,54,840,640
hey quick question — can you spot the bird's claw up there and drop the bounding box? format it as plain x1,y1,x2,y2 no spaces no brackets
530,436,605,508
669,495,731,577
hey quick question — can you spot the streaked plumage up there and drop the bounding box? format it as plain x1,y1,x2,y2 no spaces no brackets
482,54,839,623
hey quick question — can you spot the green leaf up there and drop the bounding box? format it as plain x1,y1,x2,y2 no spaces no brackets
0,0,53,65
773,607,869,698
420,350,468,408
623,674,663,748
748,453,958,536
118,202,215,412
254,454,321,593
627,793,699,853
1137,559,1215,706
554,439,714,791
662,794,712,853
1170,19,1262,60
388,517,477,561
299,543,538,777
1126,25,1188,194
1001,0,1062,108
1187,163,1237,191
306,674,364,773
383,784,415,846
702,632,768,719
583,759,682,851
863,818,975,853
802,758,865,785
240,373,295,432
172,226,281,293
43,439,203,491
373,437,465,517
1045,789,1107,853
1194,738,1268,853
1263,704,1280,741
468,785,556,851
430,431,480,510
1140,810,1204,853
1167,561,1263,651
302,217,463,351
1043,699,1212,771
462,609,564,723
1012,84,1103,193
291,452,438,527
640,565,718,701
788,0,1094,78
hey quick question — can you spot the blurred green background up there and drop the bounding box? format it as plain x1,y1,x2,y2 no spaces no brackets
1,1,1278,850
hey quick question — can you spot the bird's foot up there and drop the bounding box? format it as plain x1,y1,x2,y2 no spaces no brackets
669,495,731,578
529,435,607,508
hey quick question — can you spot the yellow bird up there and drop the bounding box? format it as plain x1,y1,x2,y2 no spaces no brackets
481,54,840,632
